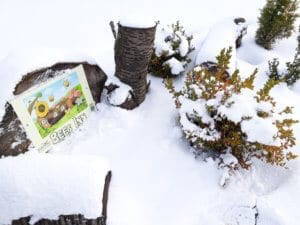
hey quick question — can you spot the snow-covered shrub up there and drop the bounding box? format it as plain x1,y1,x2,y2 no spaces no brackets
267,58,281,80
267,30,300,85
165,47,298,169
255,0,299,50
148,21,194,78
285,28,300,85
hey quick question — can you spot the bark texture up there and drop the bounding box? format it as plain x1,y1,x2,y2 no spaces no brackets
114,23,156,109
0,62,107,157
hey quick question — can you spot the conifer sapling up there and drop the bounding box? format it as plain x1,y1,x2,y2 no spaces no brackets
256,0,299,50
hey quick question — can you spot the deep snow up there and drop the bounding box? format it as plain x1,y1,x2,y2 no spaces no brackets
0,153,110,224
0,0,300,225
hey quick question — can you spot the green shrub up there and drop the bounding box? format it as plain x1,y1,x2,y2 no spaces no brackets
148,21,194,78
285,27,300,85
255,0,299,50
267,28,300,85
268,58,281,80
165,48,297,169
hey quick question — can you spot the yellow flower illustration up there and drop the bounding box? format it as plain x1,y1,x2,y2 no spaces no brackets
35,101,49,118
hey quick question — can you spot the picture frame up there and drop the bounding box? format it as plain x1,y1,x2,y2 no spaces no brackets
11,65,95,152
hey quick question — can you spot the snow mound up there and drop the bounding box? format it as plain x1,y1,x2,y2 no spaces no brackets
0,152,110,224
163,58,185,75
106,76,132,105
196,18,247,73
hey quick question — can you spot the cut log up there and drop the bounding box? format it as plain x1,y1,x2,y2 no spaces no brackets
0,62,107,157
114,23,156,109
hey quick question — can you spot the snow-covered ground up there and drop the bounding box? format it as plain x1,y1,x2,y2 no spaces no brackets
0,153,110,224
0,0,300,225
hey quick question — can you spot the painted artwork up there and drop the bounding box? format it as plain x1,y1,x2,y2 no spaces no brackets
11,65,95,152
23,72,88,138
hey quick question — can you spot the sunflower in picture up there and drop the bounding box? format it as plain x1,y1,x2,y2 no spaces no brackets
35,101,49,118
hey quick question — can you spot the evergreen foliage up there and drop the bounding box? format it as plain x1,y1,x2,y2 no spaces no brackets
267,27,300,85
268,58,281,80
148,21,194,78
256,0,298,50
165,48,297,169
285,27,300,85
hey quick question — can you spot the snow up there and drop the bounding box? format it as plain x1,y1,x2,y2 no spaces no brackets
179,36,189,57
241,117,277,145
0,0,300,225
218,89,257,123
119,15,156,28
164,58,185,75
106,76,132,106
154,25,175,57
195,18,246,74
0,152,110,224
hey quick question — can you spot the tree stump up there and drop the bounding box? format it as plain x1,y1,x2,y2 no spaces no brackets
114,23,156,109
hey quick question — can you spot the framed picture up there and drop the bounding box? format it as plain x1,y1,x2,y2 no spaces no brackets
11,65,95,152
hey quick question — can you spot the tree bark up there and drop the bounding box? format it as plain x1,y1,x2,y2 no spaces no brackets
114,23,156,109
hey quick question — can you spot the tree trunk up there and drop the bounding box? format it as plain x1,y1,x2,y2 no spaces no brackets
114,23,156,109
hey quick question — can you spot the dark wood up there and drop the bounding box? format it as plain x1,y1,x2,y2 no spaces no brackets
11,215,105,225
0,62,107,157
101,171,112,223
234,17,247,48
114,23,156,109
10,171,112,225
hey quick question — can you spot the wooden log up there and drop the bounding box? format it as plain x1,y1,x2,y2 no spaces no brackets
114,23,156,109
101,171,112,224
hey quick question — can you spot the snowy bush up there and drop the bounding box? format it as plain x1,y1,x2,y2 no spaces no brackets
285,28,300,85
255,0,299,50
165,48,298,169
267,58,281,80
148,21,194,78
267,30,300,85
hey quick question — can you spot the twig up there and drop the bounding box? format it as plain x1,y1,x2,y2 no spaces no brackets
109,21,117,39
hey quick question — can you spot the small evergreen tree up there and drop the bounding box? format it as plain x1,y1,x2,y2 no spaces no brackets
268,58,281,80
267,27,300,85
285,27,300,85
256,0,299,50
